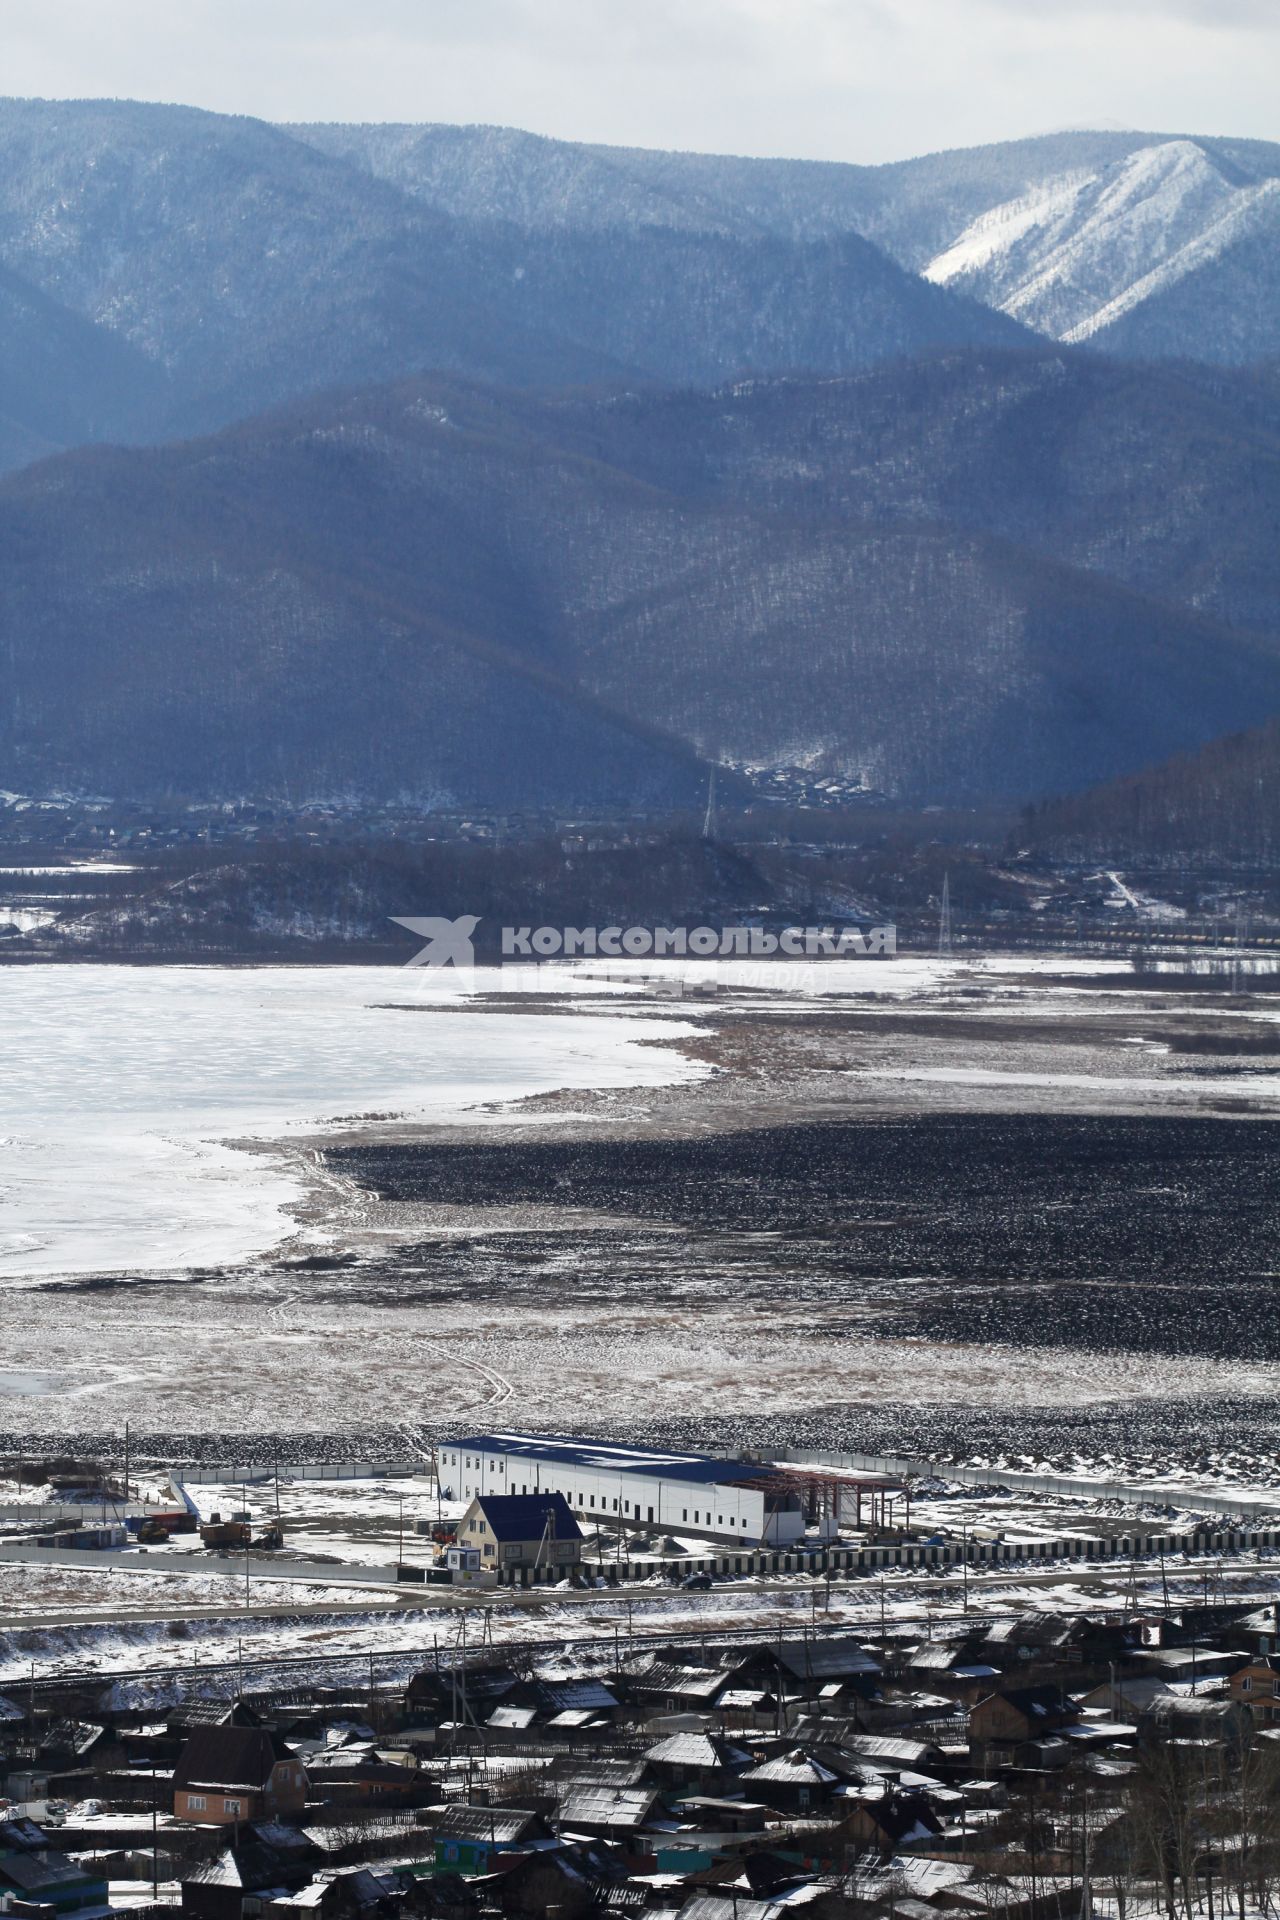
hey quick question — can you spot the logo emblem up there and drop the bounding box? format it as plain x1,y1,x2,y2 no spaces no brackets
390,915,479,968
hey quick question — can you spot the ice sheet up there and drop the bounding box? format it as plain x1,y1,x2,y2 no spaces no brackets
0,965,702,1279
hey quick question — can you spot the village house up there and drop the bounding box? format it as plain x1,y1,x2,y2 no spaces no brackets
556,1782,661,1840
734,1638,881,1705
1231,1654,1280,1722
968,1686,1080,1758
624,1657,737,1715
644,1730,752,1796
302,1743,427,1808
736,1747,843,1816
842,1791,943,1856
430,1805,550,1876
454,1490,583,1570
406,1658,521,1725
493,1673,622,1729
170,1701,264,1737
0,1818,108,1919
180,1825,323,1920
1131,1643,1249,1684
844,1733,948,1779
673,1796,768,1834
1078,1674,1179,1718
173,1724,307,1825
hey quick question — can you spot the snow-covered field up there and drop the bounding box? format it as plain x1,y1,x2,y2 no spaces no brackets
0,965,703,1279
178,1473,469,1568
0,1560,363,1620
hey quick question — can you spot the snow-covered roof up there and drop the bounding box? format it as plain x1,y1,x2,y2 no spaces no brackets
741,1750,839,1786
488,1705,537,1729
557,1786,656,1830
646,1732,749,1768
449,1433,765,1488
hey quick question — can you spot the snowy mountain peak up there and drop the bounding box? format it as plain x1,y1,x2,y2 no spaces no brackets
923,138,1278,348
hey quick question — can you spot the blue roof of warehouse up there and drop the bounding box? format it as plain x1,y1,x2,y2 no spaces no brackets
450,1433,765,1487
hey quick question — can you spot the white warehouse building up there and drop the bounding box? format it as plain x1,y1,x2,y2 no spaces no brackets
438,1433,807,1545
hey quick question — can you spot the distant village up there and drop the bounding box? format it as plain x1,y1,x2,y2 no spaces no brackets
4,1435,1280,1920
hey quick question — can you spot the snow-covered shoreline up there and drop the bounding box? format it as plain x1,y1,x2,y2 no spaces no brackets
0,964,705,1282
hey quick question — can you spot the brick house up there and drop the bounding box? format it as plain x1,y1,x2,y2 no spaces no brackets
173,1725,306,1825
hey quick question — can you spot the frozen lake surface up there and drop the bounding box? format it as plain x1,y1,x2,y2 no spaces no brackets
0,965,702,1279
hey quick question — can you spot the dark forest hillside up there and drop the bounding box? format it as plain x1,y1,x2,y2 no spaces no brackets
1,350,1278,811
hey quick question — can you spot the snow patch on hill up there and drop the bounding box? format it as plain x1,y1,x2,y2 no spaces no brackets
924,139,1275,345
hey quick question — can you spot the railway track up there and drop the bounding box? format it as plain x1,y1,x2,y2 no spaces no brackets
9,1608,934,1700
12,1548,1275,1701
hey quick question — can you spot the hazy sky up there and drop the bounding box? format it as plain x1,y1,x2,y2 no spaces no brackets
1,0,1275,163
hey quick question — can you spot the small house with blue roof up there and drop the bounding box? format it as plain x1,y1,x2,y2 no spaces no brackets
456,1490,584,1570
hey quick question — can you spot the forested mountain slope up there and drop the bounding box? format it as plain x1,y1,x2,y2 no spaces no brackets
300,119,1280,364
2,350,1277,810
0,98,1026,465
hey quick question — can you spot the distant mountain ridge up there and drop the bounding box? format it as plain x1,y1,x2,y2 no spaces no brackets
0,97,1026,468
1,348,1277,813
1,101,1276,826
297,119,1280,365
0,101,1277,474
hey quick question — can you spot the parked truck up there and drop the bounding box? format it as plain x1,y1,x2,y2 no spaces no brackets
199,1513,286,1550
199,1513,252,1549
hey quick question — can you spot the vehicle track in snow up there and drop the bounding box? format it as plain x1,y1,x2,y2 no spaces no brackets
452,1355,514,1408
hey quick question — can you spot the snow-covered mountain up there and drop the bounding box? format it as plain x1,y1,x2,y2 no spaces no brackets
924,139,1280,361
0,104,1273,471
301,121,1280,367
0,98,1029,466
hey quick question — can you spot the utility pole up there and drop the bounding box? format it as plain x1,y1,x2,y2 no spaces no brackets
1232,904,1247,995
702,765,718,842
938,873,952,958
124,1421,131,1506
